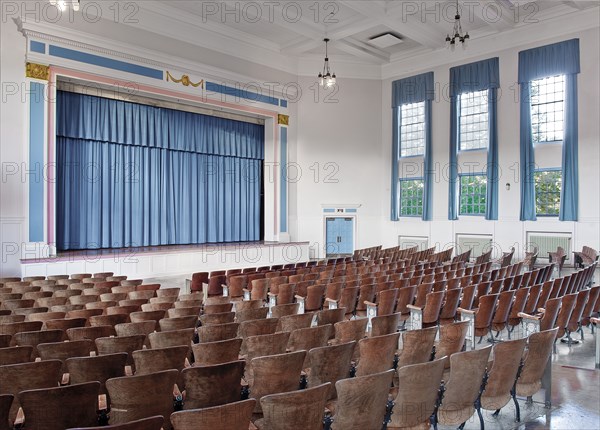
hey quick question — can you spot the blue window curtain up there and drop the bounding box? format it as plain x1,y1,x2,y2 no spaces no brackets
518,39,580,221
391,71,435,221
56,91,264,251
448,57,500,220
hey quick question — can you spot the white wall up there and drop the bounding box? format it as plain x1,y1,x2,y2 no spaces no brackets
293,77,383,259
380,27,600,260
0,20,28,275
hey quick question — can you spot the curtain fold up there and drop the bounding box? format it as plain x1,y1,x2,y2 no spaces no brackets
448,97,459,220
560,74,579,221
56,91,264,159
391,107,400,221
518,39,580,83
449,58,500,97
391,72,435,221
519,83,537,221
56,91,263,251
518,39,579,221
485,88,499,220
423,99,434,221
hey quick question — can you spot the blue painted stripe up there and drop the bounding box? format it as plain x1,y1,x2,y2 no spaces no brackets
205,81,279,106
29,82,45,242
323,208,335,213
30,41,46,54
280,99,288,108
48,45,163,80
280,127,288,232
346,209,357,213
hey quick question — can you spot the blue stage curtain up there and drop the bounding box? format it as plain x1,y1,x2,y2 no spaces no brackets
391,72,435,221
56,91,264,250
518,39,580,221
449,58,500,221
485,88,499,220
519,83,537,221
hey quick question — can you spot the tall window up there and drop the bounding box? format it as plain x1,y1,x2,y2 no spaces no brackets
531,75,565,144
400,101,425,157
459,174,487,216
459,90,489,151
535,170,562,216
399,179,424,217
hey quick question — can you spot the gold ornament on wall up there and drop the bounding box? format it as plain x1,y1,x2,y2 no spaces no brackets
166,71,204,88
278,114,289,126
26,62,50,81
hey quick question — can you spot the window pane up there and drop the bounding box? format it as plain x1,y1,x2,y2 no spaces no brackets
459,174,487,216
399,179,424,217
531,75,565,144
400,101,426,157
535,170,561,216
459,90,489,151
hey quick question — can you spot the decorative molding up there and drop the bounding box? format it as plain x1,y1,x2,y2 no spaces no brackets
25,62,49,80
166,71,204,88
277,114,289,126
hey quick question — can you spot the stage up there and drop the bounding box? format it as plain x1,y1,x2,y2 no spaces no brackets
19,241,310,279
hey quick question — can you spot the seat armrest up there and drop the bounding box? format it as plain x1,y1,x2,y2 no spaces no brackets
364,300,377,308
457,307,476,315
406,304,422,311
591,317,600,325
324,298,338,310
518,312,540,320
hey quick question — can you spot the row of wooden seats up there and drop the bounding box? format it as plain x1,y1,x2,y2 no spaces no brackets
0,321,560,430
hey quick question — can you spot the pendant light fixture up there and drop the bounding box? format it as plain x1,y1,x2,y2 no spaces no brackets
445,0,469,50
318,38,336,88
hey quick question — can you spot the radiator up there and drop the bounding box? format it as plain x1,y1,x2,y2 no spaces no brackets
527,232,571,260
456,235,493,258
398,236,428,251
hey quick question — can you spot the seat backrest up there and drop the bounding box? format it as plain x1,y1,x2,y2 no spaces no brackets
275,313,313,332
517,328,558,397
114,321,156,338
234,307,269,323
66,353,127,402
287,325,331,360
481,338,527,410
12,330,64,357
199,311,235,326
355,332,400,377
0,346,34,366
316,308,345,326
307,342,355,400
397,326,437,368
148,328,194,349
333,318,367,344
567,289,591,332
271,303,300,318
106,369,179,430
0,360,63,425
332,369,394,430
133,345,189,376
158,316,198,332
555,293,578,336
370,312,400,337
19,382,100,430
438,346,492,426
249,350,306,413
389,357,446,428
197,322,239,343
182,360,245,409
238,318,278,339
259,383,331,430
170,399,255,430
191,338,242,367
95,335,145,369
